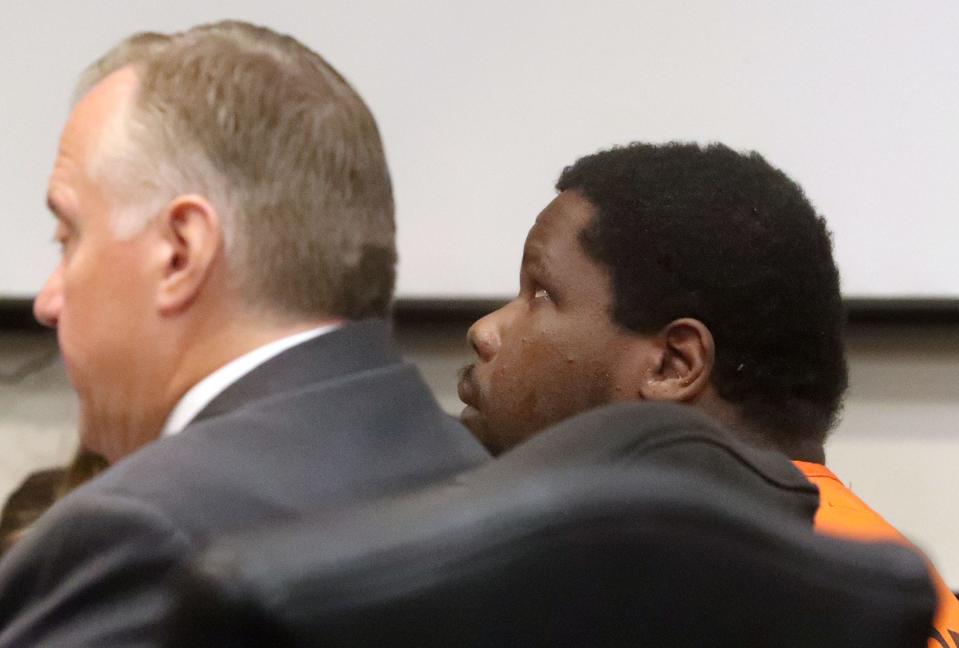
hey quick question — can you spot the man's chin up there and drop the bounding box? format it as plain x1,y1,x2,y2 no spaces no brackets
77,417,109,463
460,405,498,455
459,404,482,434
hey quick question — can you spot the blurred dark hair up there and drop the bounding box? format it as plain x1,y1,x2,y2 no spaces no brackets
0,449,108,555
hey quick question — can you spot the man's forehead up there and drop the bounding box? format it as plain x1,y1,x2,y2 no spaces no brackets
526,191,595,254
72,65,140,119
58,66,139,162
49,66,140,209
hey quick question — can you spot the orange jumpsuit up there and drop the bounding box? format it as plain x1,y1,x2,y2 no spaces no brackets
795,461,959,648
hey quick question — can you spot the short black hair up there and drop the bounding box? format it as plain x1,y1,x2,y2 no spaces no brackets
556,142,847,446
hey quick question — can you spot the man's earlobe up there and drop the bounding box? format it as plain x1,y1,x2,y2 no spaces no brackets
155,195,221,315
637,318,715,402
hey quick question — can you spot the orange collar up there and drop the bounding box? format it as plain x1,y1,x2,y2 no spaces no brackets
792,460,843,484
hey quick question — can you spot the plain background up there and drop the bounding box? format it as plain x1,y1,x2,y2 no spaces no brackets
1,0,958,299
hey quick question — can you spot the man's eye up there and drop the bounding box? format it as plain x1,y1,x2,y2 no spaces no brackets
533,288,550,301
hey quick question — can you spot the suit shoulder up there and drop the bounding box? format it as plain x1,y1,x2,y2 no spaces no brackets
0,488,191,646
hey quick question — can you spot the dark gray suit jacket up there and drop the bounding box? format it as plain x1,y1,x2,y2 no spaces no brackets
462,401,820,524
0,320,487,646
165,403,911,647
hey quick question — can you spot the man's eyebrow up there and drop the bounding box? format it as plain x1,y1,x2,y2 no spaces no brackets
46,193,70,221
521,242,544,267
521,244,553,281
46,193,61,217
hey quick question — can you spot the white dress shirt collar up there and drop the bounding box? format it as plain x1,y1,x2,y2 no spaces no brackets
161,323,340,437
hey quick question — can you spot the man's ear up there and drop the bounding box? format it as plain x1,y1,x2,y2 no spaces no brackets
154,195,222,315
636,318,715,402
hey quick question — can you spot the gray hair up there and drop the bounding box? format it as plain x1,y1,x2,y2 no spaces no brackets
77,21,396,319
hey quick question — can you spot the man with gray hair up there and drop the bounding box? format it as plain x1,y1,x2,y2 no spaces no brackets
0,21,485,645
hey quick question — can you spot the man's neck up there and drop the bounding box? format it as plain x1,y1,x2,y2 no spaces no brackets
691,393,826,464
100,313,344,462
786,440,826,465
724,423,826,464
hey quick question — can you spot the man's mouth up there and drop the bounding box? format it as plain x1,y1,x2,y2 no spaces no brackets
457,364,493,445
457,364,478,409
457,364,486,434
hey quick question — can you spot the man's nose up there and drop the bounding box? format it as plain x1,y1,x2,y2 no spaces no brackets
467,306,509,362
33,266,63,328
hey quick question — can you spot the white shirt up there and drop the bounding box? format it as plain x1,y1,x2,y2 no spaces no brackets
161,323,340,437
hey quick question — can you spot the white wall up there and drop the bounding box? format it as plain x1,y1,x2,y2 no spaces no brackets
826,325,959,582
1,323,957,586
2,0,958,299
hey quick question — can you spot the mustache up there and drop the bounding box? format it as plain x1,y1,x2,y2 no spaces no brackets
458,364,475,384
